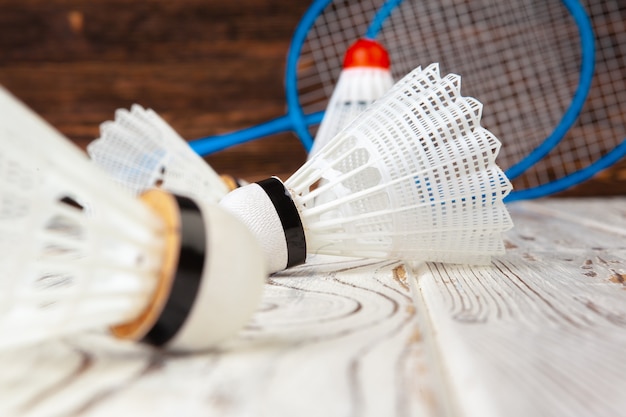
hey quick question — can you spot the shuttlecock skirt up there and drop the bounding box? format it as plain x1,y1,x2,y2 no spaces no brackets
310,67,395,157
88,105,229,202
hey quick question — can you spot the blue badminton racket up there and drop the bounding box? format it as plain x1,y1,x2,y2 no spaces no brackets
189,0,626,200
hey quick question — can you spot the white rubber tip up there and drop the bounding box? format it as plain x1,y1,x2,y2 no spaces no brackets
219,182,290,274
166,203,267,351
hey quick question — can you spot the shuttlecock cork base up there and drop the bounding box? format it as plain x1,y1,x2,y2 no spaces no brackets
343,38,390,69
115,190,267,351
220,178,306,274
112,190,205,348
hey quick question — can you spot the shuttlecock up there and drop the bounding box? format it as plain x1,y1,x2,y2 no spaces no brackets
87,104,231,202
0,87,267,352
220,64,514,273
309,38,395,158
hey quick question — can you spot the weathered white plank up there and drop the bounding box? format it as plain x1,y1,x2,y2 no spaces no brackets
413,197,626,417
0,257,442,417
4,197,626,417
518,197,626,236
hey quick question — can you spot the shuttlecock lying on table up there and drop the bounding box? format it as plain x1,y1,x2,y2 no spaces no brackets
309,38,394,158
220,63,514,273
0,87,267,352
87,104,234,203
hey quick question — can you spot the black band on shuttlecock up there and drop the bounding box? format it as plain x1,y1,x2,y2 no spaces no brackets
257,177,307,268
142,195,206,347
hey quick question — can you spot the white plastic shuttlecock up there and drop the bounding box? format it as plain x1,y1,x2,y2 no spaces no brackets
0,87,267,352
87,104,230,202
220,63,514,273
309,38,395,158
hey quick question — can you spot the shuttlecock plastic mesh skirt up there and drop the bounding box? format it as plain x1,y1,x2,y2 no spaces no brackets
287,63,513,265
88,105,229,202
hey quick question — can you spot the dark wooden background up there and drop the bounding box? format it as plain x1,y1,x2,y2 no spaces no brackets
0,0,310,182
1,0,624,193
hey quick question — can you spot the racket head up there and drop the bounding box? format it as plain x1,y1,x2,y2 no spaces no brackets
289,0,625,199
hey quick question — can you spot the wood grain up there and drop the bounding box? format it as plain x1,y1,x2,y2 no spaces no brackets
415,198,626,417
4,198,626,416
0,257,443,417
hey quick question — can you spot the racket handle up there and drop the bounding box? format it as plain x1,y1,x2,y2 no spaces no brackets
189,111,324,156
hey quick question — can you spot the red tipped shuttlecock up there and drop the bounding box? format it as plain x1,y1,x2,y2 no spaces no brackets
308,39,395,158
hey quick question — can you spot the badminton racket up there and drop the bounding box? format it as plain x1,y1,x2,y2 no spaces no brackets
189,0,626,200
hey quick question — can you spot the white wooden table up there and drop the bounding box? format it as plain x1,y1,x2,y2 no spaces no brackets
2,197,626,417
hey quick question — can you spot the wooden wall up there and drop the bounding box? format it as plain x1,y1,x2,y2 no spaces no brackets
0,0,310,181
0,0,624,193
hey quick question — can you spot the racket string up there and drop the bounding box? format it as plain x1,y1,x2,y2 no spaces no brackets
294,0,624,196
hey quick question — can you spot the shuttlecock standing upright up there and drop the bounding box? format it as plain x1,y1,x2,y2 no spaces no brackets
0,88,267,351
308,38,395,158
220,63,514,273
87,105,231,202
